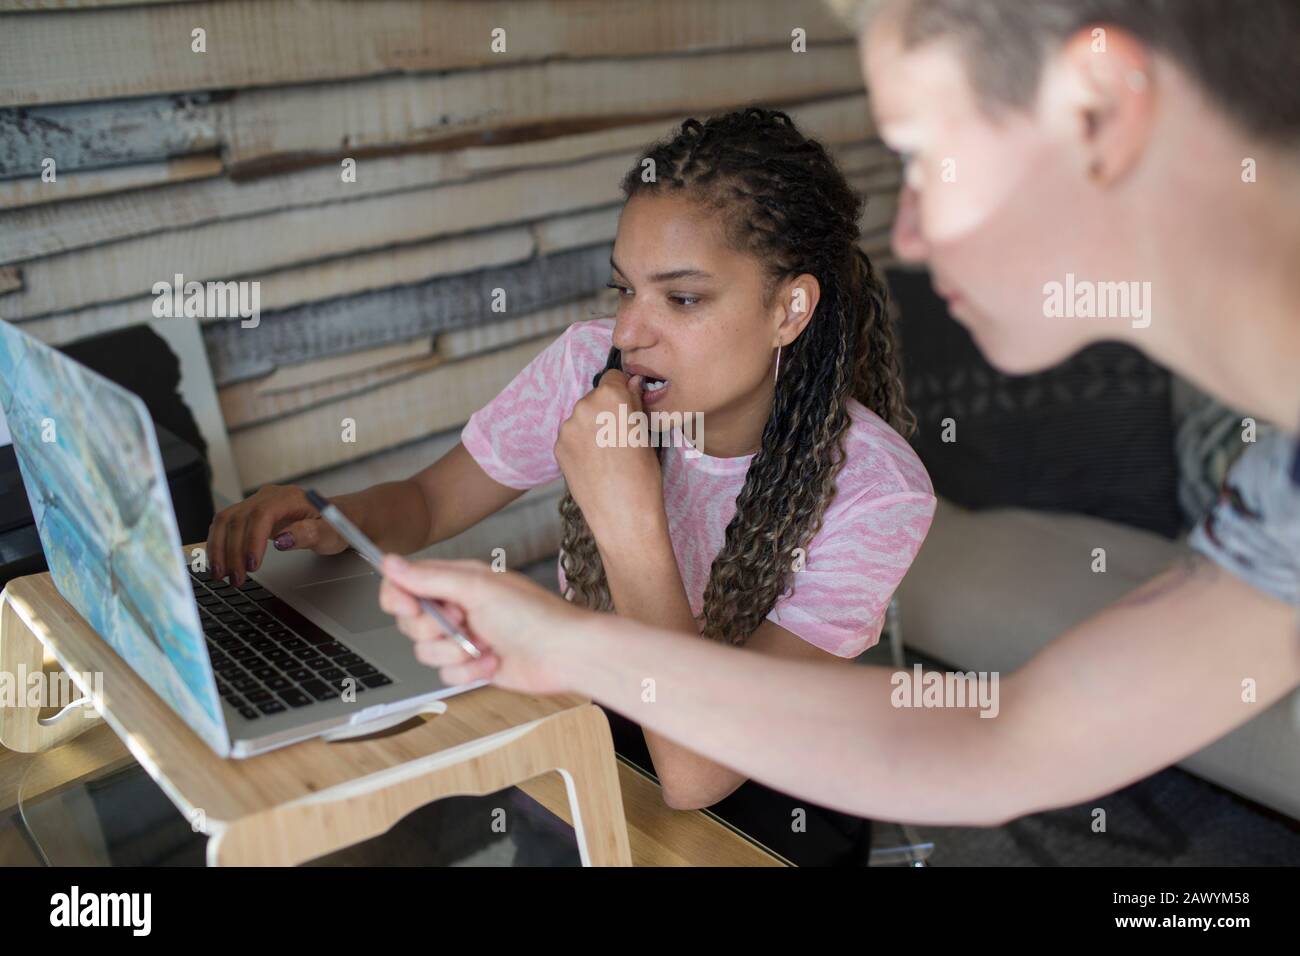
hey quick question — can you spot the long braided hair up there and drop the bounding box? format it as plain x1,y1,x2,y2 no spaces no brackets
559,107,912,643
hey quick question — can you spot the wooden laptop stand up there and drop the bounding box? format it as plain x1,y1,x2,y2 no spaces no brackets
0,548,633,866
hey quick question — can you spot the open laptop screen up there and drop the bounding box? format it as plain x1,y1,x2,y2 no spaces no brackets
0,319,228,755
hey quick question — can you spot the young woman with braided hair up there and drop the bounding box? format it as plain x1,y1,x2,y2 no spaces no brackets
207,107,935,863
543,108,933,863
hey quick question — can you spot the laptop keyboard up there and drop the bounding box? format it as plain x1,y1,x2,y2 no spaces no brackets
188,568,394,721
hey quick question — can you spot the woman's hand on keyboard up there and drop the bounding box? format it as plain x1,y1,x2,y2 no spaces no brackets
205,484,348,585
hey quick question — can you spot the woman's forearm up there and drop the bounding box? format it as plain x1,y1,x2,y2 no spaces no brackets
334,443,527,556
559,614,1016,825
597,513,750,809
554,557,1300,827
334,480,433,555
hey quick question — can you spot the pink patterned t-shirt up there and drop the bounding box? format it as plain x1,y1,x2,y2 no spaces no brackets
462,320,936,657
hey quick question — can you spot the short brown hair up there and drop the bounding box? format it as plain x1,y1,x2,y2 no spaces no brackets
830,0,1300,145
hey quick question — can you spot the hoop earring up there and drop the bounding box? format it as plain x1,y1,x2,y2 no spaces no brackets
774,345,782,383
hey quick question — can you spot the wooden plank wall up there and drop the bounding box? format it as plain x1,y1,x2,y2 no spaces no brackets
0,0,899,574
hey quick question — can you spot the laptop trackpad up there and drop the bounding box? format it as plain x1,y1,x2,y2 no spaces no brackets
294,576,393,633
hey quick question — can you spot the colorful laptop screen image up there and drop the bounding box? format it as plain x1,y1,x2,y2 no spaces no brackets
0,319,227,755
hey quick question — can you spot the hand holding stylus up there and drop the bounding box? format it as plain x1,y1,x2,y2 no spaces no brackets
304,489,482,660
378,555,583,694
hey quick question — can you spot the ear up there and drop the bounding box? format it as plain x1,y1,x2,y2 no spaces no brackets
1037,25,1156,186
772,273,821,347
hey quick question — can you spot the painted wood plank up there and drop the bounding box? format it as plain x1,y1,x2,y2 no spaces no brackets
0,46,864,178
852,160,903,193
257,338,435,394
219,293,611,431
530,204,622,259
0,266,20,294
0,0,852,108
221,44,863,171
0,96,873,264
203,243,610,387
834,139,898,176
457,92,872,175
435,294,612,361
0,146,479,266
229,333,559,487
222,352,447,434
859,192,899,236
0,151,632,320
15,224,538,346
0,46,863,179
0,94,218,178
0,1,202,9
19,173,889,384
18,173,892,381
0,154,221,211
5,142,889,330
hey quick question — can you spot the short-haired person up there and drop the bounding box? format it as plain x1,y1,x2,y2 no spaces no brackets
378,0,1300,826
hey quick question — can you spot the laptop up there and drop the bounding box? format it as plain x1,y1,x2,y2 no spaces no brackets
0,318,479,758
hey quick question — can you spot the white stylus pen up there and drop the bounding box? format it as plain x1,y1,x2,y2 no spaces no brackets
305,489,482,660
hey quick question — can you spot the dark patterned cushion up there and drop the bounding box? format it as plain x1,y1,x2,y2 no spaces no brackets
888,268,1182,539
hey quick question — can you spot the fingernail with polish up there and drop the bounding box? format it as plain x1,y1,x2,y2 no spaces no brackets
274,531,294,550
246,554,257,572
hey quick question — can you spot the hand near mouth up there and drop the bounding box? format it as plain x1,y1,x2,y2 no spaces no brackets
555,367,667,543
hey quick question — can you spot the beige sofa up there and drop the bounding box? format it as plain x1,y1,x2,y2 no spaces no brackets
896,497,1300,821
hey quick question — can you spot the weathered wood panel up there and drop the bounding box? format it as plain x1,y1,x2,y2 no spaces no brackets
0,46,863,179
12,150,893,350
218,292,613,431
230,333,559,487
859,193,899,237
15,223,537,345
0,94,218,178
0,2,202,9
222,352,447,436
0,96,874,263
0,152,889,335
1,0,852,108
435,294,610,361
203,243,611,387
0,152,631,319
255,339,435,396
221,44,863,171
0,154,220,211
